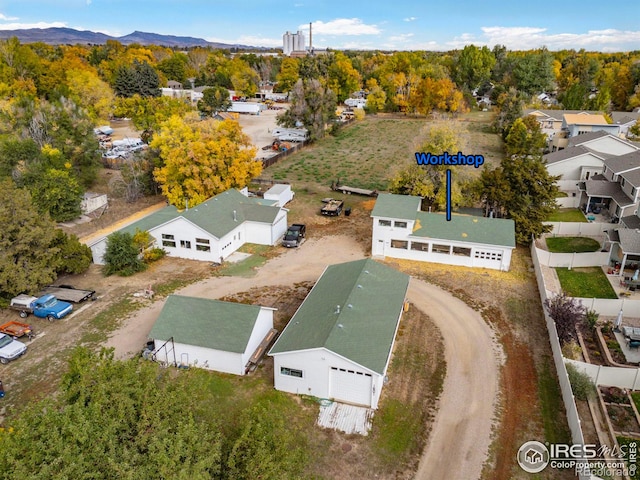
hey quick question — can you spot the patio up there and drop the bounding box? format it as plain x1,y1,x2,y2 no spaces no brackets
602,266,640,298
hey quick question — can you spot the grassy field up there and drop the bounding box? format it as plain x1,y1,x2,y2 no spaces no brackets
555,267,618,299
262,112,503,192
546,208,588,222
546,236,601,253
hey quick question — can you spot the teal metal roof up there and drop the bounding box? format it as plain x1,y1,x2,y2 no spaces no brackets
269,259,409,374
149,295,264,353
118,189,280,239
411,212,516,248
371,193,421,220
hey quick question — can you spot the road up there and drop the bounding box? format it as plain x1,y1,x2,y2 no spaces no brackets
104,235,502,480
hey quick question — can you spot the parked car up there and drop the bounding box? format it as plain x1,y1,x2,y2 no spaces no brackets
0,333,27,364
282,224,306,248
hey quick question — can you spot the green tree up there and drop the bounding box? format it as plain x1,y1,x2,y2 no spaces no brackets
560,82,589,109
473,167,511,218
28,168,83,222
452,44,496,91
493,87,524,138
49,229,92,275
0,179,58,299
197,86,232,116
226,404,307,480
113,95,194,140
0,137,41,178
152,116,261,207
277,78,337,141
511,48,555,94
504,117,546,157
0,348,222,479
157,53,189,84
502,155,559,244
114,60,160,97
102,231,146,276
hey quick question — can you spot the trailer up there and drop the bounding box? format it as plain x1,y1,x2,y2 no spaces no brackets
332,184,378,197
321,199,344,216
0,321,35,340
271,128,309,142
40,285,96,303
228,102,263,115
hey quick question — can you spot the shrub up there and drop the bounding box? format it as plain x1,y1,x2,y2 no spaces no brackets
566,362,596,401
585,309,599,330
143,248,166,263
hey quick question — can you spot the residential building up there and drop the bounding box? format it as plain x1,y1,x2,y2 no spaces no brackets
370,193,516,271
269,258,410,409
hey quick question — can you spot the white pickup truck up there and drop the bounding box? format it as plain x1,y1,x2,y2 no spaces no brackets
0,333,27,364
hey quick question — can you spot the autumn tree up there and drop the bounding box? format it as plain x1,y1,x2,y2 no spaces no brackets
277,78,337,140
65,68,115,122
103,231,146,276
152,116,261,207
275,57,299,93
327,52,361,103
113,95,194,140
504,116,547,157
0,179,59,299
364,78,386,113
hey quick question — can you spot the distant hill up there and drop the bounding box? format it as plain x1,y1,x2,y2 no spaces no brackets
0,27,262,49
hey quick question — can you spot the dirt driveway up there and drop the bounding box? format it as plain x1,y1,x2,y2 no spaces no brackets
104,235,501,480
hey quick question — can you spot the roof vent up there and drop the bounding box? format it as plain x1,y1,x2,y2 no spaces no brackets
337,323,344,329
233,210,237,222
357,284,363,288
347,304,353,309
364,270,370,274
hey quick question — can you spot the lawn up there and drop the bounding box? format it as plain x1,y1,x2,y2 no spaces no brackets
546,236,601,253
546,208,588,222
555,267,618,299
262,112,502,192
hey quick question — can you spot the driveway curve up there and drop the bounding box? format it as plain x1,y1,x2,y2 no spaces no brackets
104,235,502,479
410,279,502,480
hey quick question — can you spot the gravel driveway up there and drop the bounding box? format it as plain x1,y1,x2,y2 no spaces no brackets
104,234,501,479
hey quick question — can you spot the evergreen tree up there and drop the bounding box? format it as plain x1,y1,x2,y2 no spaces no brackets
277,78,336,140
102,231,146,276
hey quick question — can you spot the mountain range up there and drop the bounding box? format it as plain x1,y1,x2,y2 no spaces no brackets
0,27,264,49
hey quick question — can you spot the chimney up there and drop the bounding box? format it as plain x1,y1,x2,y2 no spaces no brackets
233,210,237,222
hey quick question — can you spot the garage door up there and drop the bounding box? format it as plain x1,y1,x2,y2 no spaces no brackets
329,367,373,406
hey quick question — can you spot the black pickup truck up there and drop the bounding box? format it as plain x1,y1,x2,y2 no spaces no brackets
282,224,306,248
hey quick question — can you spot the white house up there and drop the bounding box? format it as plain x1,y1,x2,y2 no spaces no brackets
370,193,516,271
263,183,294,207
544,145,606,191
149,295,276,375
269,258,410,409
88,189,288,264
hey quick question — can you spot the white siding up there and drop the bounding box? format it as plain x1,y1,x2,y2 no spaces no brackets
546,153,604,182
89,238,108,264
264,184,294,206
153,340,244,375
272,349,384,408
240,308,275,370
371,217,513,271
151,218,222,262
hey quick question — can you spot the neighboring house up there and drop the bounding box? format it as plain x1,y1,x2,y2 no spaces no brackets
370,193,516,271
579,150,640,221
562,114,620,139
269,258,410,409
160,87,203,104
606,228,640,276
524,109,598,141
611,111,640,139
544,145,606,191
149,295,276,375
88,188,288,264
566,130,638,156
167,80,183,90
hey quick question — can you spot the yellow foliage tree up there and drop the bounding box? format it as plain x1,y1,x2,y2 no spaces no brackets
152,116,261,208
66,68,115,122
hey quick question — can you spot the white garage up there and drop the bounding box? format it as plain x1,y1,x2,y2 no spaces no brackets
269,258,409,409
329,367,373,407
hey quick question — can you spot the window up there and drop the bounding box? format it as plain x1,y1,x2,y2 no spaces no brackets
390,239,408,249
196,238,210,252
378,219,392,227
452,246,471,257
280,367,303,378
394,221,407,228
474,250,502,261
161,234,176,248
410,241,430,252
432,244,451,254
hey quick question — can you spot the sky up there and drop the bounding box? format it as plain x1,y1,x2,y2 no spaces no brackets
0,0,639,52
